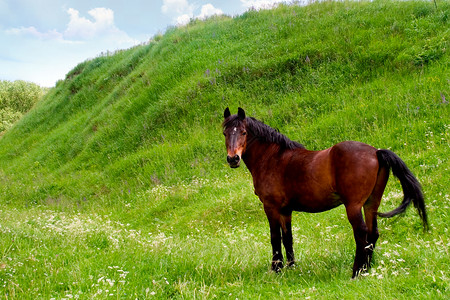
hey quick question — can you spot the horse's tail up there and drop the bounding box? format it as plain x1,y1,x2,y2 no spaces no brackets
376,149,429,230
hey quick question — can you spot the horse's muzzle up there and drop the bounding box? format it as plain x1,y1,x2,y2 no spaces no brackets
227,155,241,168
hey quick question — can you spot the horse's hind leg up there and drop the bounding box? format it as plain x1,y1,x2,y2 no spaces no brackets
363,195,383,266
346,205,369,278
363,167,389,265
363,203,379,266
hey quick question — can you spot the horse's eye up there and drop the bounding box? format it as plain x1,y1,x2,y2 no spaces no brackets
242,131,247,136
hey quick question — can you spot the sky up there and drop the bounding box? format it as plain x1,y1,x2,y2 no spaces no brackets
0,0,288,87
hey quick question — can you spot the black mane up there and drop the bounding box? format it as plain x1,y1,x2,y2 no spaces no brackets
223,115,305,150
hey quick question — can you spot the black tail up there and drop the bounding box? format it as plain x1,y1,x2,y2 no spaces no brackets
376,149,429,230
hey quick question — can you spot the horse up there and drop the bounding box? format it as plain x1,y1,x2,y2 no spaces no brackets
222,107,428,278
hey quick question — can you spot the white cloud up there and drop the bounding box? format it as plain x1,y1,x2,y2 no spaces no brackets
2,6,139,86
161,0,194,16
240,0,286,10
64,8,129,42
176,14,192,26
6,26,63,40
197,4,223,20
161,1,223,26
5,7,135,44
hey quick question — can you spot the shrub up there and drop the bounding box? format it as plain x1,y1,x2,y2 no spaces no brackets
0,107,23,132
0,80,45,132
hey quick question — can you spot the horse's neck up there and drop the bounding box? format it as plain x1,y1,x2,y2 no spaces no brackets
242,136,280,173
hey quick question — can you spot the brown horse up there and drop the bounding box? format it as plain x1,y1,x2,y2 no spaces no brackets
222,107,428,278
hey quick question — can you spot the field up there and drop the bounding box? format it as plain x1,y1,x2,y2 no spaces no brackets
0,0,449,298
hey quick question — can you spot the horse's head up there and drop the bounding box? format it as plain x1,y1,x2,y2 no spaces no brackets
223,107,247,168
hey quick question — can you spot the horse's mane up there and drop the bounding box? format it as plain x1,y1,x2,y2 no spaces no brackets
223,115,305,150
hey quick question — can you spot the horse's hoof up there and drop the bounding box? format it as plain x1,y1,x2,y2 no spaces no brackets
271,260,283,272
352,264,368,279
287,260,295,268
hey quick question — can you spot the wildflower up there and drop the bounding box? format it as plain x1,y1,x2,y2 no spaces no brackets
441,92,447,104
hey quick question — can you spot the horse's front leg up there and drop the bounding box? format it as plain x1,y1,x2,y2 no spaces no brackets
264,206,284,272
281,213,295,267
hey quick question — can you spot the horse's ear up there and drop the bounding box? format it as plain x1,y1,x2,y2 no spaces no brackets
237,107,246,120
224,107,231,119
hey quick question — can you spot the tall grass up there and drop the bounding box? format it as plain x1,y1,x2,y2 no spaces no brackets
0,0,449,298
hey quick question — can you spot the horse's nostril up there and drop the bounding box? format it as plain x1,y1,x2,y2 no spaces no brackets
227,155,240,164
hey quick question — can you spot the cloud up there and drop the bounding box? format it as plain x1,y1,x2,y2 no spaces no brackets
64,8,134,43
240,0,286,10
197,4,223,20
5,7,135,44
161,0,194,16
176,14,192,26
161,0,223,26
5,26,63,40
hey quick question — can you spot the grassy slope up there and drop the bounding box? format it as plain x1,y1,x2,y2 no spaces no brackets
0,1,449,298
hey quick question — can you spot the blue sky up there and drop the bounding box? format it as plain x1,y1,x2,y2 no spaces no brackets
0,0,287,87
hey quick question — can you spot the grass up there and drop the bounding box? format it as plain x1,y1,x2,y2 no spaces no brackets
0,0,449,298
1,177,448,298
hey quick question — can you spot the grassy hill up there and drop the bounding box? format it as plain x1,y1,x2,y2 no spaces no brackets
0,1,448,298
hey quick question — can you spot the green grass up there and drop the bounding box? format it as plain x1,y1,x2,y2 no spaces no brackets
0,0,449,298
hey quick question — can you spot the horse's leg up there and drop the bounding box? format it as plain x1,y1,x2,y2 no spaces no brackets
346,205,369,278
363,167,388,266
264,206,284,272
363,195,384,266
281,213,295,267
363,203,379,266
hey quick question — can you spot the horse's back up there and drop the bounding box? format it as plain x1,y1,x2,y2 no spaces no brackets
329,141,378,172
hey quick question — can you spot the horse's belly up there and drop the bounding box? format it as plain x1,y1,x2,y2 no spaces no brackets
290,192,343,213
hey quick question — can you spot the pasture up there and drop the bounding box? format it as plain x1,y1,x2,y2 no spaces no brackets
0,0,449,298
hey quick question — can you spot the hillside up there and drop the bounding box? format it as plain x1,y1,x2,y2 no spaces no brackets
0,1,449,298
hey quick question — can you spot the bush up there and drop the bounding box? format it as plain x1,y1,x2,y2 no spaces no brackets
0,107,23,132
0,80,45,132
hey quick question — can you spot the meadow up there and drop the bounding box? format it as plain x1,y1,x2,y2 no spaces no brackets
0,0,449,298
